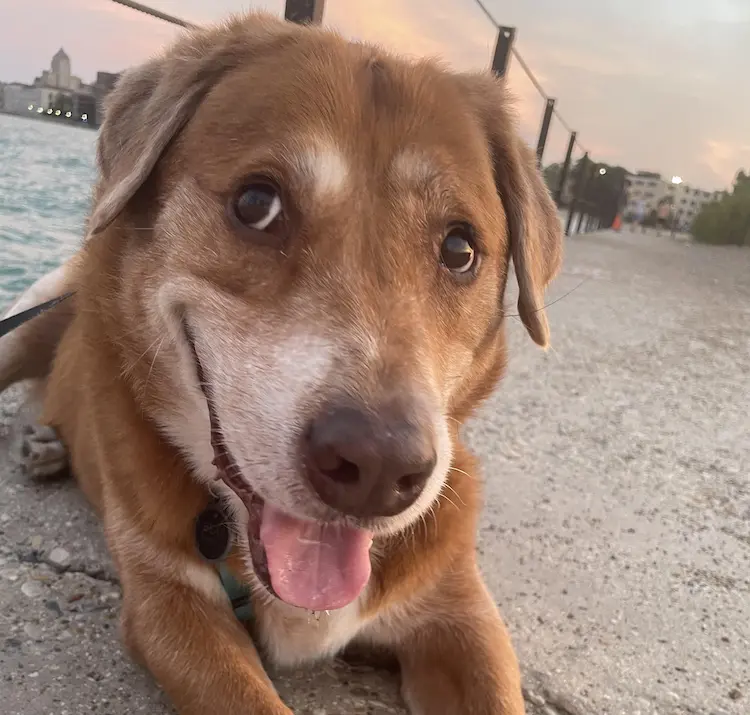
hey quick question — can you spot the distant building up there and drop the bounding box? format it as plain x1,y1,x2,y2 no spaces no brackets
33,48,83,92
624,171,721,229
1,48,120,128
2,83,46,114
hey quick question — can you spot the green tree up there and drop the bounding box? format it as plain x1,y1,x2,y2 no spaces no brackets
569,157,629,228
692,170,750,246
542,162,562,194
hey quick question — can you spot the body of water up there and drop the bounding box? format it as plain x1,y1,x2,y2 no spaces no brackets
0,114,96,309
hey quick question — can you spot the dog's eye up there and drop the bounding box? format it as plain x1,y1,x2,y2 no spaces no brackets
440,224,478,275
231,181,283,232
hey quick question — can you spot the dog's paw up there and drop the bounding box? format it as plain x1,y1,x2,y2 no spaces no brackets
19,423,70,479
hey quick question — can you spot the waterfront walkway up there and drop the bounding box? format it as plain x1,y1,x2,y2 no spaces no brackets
1,230,748,714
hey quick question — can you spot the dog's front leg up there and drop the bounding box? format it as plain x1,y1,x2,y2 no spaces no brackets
117,551,291,715
389,565,526,715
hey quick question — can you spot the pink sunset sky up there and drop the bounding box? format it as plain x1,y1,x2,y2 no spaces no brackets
1,0,748,190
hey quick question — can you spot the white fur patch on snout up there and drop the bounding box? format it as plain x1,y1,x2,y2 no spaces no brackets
202,322,337,517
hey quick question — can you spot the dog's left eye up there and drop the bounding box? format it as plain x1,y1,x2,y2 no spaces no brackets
231,181,283,232
440,223,478,276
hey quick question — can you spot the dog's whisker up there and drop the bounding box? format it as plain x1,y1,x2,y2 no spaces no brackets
441,482,466,508
449,466,472,480
144,337,166,393
505,279,588,319
119,334,164,379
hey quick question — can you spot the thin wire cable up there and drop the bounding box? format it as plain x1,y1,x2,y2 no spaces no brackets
470,0,588,155
110,0,195,29
509,48,547,99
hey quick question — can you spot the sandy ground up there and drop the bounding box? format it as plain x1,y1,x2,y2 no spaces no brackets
1,229,748,715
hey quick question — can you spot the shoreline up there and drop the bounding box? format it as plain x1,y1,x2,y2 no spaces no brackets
0,109,97,131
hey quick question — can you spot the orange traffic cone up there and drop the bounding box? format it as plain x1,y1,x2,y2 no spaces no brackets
613,213,622,231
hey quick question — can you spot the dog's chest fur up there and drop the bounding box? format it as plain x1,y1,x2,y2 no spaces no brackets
255,596,366,667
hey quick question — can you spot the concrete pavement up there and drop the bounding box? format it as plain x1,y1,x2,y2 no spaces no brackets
1,229,748,714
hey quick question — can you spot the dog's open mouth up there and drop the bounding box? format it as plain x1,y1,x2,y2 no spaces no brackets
184,324,373,612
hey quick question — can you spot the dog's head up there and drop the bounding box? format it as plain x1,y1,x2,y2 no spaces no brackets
89,13,562,611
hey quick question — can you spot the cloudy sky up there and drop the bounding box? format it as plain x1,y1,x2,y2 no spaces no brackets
2,0,748,190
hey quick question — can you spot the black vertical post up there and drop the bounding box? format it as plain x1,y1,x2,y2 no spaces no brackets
565,152,591,237
555,131,576,205
285,0,325,24
491,27,516,78
535,98,555,168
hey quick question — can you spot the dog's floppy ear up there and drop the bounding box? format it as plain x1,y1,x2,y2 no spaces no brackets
457,72,563,348
90,13,297,234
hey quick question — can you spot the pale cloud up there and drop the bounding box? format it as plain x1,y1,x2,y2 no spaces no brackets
702,140,750,187
1,0,747,190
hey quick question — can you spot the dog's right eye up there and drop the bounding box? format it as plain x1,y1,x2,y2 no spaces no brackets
229,180,284,234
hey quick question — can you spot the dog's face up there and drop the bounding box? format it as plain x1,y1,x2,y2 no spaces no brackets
89,13,561,611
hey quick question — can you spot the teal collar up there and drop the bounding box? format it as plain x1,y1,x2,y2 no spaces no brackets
217,562,255,624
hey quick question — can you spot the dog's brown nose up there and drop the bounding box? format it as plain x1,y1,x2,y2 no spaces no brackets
304,403,437,519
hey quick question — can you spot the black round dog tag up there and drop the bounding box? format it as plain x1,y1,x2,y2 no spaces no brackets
195,501,232,562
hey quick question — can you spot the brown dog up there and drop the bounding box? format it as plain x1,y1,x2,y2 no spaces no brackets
0,12,562,715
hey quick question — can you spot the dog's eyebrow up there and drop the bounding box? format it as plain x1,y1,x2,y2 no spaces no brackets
390,149,439,187
286,141,349,199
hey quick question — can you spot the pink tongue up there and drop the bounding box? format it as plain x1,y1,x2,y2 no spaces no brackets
259,503,373,611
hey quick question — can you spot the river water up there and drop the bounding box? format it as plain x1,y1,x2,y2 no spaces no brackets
0,114,96,309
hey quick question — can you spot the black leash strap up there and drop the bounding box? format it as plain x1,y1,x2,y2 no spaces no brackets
0,292,75,339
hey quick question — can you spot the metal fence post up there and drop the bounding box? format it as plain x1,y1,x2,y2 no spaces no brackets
555,131,576,206
285,0,325,24
565,152,590,237
536,97,555,167
491,27,516,78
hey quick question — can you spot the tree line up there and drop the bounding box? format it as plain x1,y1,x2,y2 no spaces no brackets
543,156,628,231
692,171,750,246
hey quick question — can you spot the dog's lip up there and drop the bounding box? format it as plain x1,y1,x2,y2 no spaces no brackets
181,320,276,596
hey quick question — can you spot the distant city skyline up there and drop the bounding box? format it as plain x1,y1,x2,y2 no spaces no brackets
1,0,748,191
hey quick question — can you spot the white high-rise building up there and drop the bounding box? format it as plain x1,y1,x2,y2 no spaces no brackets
624,171,724,229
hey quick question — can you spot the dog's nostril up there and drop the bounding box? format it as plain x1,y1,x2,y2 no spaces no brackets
314,444,344,474
320,457,360,485
396,470,426,494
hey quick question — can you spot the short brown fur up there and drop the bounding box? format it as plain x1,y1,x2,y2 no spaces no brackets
0,12,562,715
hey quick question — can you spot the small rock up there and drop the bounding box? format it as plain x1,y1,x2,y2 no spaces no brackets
0,568,20,582
21,580,45,598
45,599,64,617
48,547,71,570
728,688,743,701
524,689,547,707
23,623,43,641
30,535,43,550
